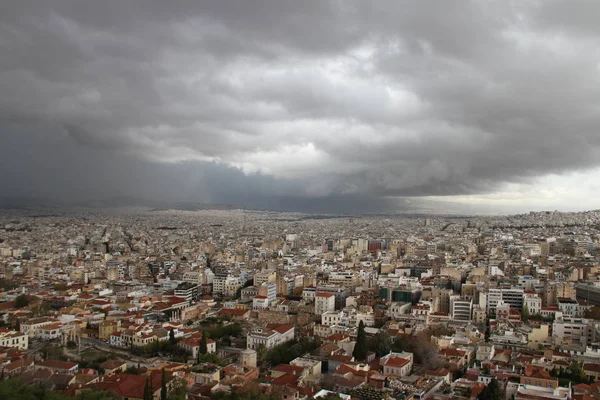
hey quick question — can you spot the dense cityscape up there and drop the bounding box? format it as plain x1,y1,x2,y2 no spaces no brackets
1,207,600,399
3,1,600,399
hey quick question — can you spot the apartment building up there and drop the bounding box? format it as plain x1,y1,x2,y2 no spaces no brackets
524,293,542,315
173,282,200,302
552,313,590,347
315,292,336,315
0,329,28,350
20,317,58,338
450,296,473,321
486,288,524,315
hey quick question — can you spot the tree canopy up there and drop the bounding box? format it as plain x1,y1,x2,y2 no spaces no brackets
369,331,392,357
15,294,30,309
477,379,502,400
200,333,208,355
521,304,529,322
0,378,118,400
352,320,368,362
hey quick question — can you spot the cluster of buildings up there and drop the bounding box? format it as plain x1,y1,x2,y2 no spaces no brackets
1,208,600,399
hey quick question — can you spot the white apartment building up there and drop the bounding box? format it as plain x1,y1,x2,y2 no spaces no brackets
411,303,432,318
110,332,123,347
252,295,269,310
387,302,412,319
321,307,375,328
486,288,524,315
518,275,540,290
0,329,28,350
450,296,473,321
258,282,276,304
37,323,64,341
328,272,357,287
212,273,228,295
558,298,591,317
20,317,58,338
254,271,276,286
302,287,316,303
553,313,590,346
476,343,495,361
523,293,542,315
315,293,335,315
213,273,244,297
183,271,205,285
322,311,341,326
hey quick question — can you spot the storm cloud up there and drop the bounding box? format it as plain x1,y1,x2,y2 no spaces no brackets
2,1,600,212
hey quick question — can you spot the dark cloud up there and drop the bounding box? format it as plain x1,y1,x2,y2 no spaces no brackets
1,1,600,212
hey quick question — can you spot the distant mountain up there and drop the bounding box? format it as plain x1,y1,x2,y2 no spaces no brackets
0,195,240,212
0,196,67,209
75,196,242,211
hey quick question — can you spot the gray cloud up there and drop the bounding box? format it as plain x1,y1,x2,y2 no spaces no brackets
2,1,600,212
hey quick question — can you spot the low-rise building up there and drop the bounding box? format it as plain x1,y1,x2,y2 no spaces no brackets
246,324,294,350
36,360,79,374
381,351,413,377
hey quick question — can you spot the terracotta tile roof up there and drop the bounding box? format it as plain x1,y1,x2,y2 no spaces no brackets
427,368,451,376
584,363,600,373
99,360,127,370
95,373,164,398
272,364,304,375
326,333,349,342
329,355,353,363
524,365,554,379
334,364,359,375
384,357,410,368
265,323,293,335
271,373,300,386
218,308,248,316
37,359,78,370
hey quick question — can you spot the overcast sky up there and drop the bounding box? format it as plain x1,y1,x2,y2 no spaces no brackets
2,1,600,214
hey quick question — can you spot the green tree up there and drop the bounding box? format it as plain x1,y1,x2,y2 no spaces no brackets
211,383,283,400
15,294,30,309
54,283,68,291
196,353,222,365
143,377,152,400
200,333,208,355
76,389,120,400
169,329,177,345
369,331,392,357
256,343,267,365
568,361,587,383
352,320,368,362
478,379,501,400
161,369,167,400
153,338,160,356
0,378,67,400
522,304,530,322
